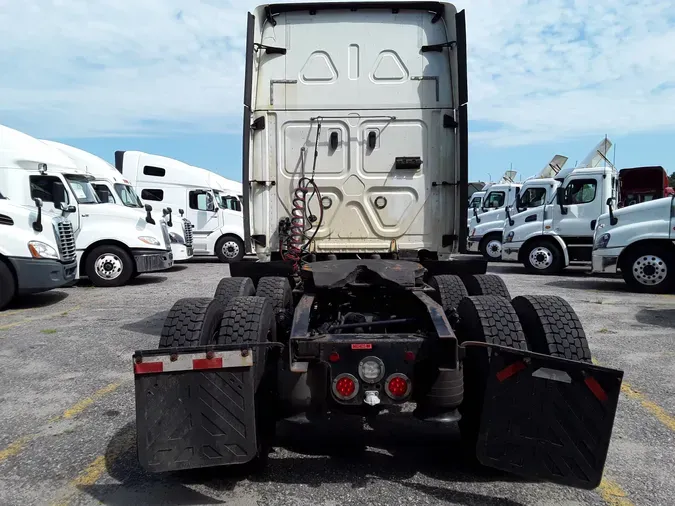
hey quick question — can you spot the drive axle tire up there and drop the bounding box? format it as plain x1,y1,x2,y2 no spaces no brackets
215,235,245,263
158,297,224,348
255,277,293,340
429,275,468,319
85,244,134,287
214,277,255,307
217,296,277,470
0,261,16,311
620,244,675,294
511,295,591,363
455,296,527,446
462,274,511,300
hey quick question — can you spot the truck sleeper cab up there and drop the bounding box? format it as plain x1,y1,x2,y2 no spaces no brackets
131,2,624,493
116,150,245,263
0,193,77,310
41,140,194,263
0,125,173,287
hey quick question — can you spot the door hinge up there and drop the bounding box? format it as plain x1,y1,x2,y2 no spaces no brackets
421,40,457,53
432,181,456,187
251,180,276,187
251,116,265,131
443,114,458,129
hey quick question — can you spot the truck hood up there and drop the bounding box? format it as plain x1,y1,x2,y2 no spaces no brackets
596,196,673,229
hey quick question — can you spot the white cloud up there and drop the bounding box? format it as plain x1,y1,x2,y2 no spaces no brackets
1,0,674,146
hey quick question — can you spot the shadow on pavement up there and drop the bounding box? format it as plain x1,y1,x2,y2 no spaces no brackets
635,308,675,329
5,290,69,310
82,414,528,506
166,265,189,273
121,310,169,336
544,278,628,293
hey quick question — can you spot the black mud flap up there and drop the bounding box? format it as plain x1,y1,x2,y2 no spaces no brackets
476,347,623,489
134,345,258,473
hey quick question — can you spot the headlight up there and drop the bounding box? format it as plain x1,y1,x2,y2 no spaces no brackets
595,233,611,249
28,241,59,260
138,236,161,246
504,231,514,243
169,232,185,244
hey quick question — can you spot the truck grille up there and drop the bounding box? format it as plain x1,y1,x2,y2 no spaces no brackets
55,220,76,262
182,218,193,247
160,221,172,250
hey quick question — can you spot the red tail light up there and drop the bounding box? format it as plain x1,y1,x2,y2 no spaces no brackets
329,352,340,363
385,373,411,400
332,373,359,400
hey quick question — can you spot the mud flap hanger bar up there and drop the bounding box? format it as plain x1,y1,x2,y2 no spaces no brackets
133,342,285,361
253,42,287,55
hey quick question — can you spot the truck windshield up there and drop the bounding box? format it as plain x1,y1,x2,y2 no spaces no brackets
65,175,100,204
519,187,547,208
214,190,241,211
469,196,482,209
114,184,143,208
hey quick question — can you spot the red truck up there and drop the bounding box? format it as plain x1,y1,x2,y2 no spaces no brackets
619,166,674,207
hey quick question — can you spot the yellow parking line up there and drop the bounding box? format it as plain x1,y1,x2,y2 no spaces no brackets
598,477,635,506
0,379,127,465
0,305,81,332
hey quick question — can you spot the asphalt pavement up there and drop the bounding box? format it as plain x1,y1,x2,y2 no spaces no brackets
0,259,673,506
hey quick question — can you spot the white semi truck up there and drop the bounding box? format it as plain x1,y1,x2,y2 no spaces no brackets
116,150,245,263
0,125,173,287
0,191,77,310
467,155,567,260
130,1,623,493
592,195,675,293
42,141,194,262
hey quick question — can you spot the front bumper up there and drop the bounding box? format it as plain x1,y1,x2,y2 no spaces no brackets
591,247,622,274
501,242,521,262
170,244,193,262
467,236,481,253
133,249,174,273
9,257,78,295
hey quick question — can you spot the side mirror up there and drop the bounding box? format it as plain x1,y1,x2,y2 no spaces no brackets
607,197,618,225
32,198,43,232
505,206,514,226
473,206,481,223
515,194,524,212
166,207,173,227
59,202,76,213
556,187,568,215
144,204,156,225
234,200,242,212
179,208,184,218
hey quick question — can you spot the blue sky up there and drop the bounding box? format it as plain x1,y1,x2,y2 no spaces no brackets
2,0,675,183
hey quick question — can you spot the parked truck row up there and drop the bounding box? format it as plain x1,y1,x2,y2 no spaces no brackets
0,125,246,310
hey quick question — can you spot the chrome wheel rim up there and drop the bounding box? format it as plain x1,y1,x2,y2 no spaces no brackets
632,255,667,286
222,241,240,259
95,253,123,280
486,239,502,259
529,247,554,270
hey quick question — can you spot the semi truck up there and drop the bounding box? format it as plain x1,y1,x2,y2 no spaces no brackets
0,191,77,310
592,195,675,293
132,2,623,490
618,166,673,208
117,150,245,263
0,125,173,287
42,141,194,262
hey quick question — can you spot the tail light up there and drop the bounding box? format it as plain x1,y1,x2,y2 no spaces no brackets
332,373,359,400
385,373,411,400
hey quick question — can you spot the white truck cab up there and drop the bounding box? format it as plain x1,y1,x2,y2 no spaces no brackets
466,182,521,258
0,125,173,287
0,191,78,309
592,196,675,293
469,178,560,260
42,141,194,262
116,150,245,263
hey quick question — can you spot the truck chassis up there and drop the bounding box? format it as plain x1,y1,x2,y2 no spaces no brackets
133,257,623,489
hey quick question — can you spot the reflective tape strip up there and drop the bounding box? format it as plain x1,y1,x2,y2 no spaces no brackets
134,350,253,375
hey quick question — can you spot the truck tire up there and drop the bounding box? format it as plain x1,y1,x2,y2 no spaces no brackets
214,277,255,307
429,275,468,320
620,244,675,294
479,233,502,262
0,260,16,311
158,297,224,348
455,296,527,446
85,244,134,287
522,239,564,275
511,295,591,363
217,296,277,470
255,277,293,340
462,274,510,299
215,235,245,263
